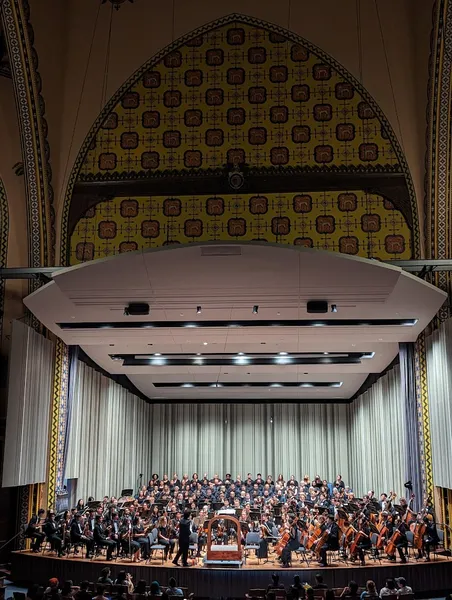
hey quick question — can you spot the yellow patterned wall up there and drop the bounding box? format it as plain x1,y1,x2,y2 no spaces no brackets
70,191,411,264
79,21,400,177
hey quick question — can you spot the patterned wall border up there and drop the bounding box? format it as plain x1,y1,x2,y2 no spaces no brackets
414,332,433,499
0,0,55,268
60,12,420,265
425,0,452,319
0,179,8,344
48,339,69,510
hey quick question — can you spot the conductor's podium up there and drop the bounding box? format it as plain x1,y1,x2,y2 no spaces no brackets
203,514,243,568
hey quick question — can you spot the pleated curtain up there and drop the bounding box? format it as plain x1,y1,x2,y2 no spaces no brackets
347,365,406,497
2,320,54,487
426,318,452,489
66,358,408,500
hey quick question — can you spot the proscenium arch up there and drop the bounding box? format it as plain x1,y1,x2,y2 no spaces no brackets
61,12,419,265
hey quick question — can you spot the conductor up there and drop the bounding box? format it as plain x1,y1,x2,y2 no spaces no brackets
172,510,192,567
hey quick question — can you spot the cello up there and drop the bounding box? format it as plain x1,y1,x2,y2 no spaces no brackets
275,516,297,557
385,527,402,557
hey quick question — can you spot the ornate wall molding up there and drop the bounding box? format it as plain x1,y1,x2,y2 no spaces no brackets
0,179,8,344
1,0,55,268
61,13,419,265
48,338,69,510
415,333,433,499
425,0,452,319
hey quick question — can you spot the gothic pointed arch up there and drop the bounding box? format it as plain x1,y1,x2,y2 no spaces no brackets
62,13,419,266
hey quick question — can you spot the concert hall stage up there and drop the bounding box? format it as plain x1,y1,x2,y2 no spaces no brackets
11,551,452,598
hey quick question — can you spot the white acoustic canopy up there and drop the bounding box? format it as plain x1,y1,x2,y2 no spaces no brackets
24,243,447,401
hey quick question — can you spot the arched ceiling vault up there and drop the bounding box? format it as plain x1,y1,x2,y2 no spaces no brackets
62,13,418,263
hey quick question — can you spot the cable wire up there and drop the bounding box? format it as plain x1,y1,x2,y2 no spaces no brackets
374,0,405,152
59,0,102,201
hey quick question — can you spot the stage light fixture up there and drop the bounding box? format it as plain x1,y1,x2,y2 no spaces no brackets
196,306,202,314
124,302,149,316
252,305,259,314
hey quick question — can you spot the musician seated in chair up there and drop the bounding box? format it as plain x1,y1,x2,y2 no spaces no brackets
319,514,339,567
26,508,46,552
280,517,299,567
214,519,228,545
93,515,115,561
132,516,150,559
43,511,64,557
70,513,95,559
421,517,439,561
349,516,371,566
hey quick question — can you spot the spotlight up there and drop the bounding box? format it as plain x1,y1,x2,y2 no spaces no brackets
331,304,338,313
252,305,259,314
196,306,202,314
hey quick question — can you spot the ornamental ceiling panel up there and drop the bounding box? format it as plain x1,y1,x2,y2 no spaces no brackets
69,191,412,265
78,21,401,179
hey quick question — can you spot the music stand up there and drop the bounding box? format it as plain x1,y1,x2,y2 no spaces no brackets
121,489,134,497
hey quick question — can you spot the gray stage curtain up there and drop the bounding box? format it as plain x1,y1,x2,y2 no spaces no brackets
65,358,409,500
399,343,422,510
347,365,406,498
426,318,452,489
65,360,154,500
2,320,54,487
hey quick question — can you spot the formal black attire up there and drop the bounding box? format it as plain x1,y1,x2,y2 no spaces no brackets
43,519,63,555
173,516,191,566
133,524,150,558
158,525,176,558
70,521,94,558
93,522,115,560
281,525,299,567
25,515,45,551
423,521,439,559
320,522,339,566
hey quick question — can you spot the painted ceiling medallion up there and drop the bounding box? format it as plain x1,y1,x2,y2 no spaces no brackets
101,0,134,9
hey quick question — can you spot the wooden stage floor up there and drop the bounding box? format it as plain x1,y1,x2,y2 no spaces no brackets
11,550,452,598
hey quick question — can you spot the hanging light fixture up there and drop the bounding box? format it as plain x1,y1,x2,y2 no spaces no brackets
102,0,134,10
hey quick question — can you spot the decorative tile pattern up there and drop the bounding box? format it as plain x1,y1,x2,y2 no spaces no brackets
48,339,69,509
79,21,400,177
61,14,419,266
415,333,433,499
426,0,452,320
70,191,412,264
0,180,8,344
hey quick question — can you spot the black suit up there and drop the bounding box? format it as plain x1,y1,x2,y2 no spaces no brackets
70,521,94,557
173,517,191,566
93,523,115,559
26,516,45,551
43,520,63,555
320,522,339,566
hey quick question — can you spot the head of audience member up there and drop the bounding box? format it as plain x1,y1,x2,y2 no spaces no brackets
115,571,127,584
315,575,324,585
47,579,59,592
134,581,147,595
347,581,359,596
150,581,161,596
79,583,89,593
94,586,106,600
366,581,377,596
272,574,280,585
384,579,396,592
27,584,40,600
60,582,73,597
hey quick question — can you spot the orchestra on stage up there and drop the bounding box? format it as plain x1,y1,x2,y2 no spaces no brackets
24,472,439,568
